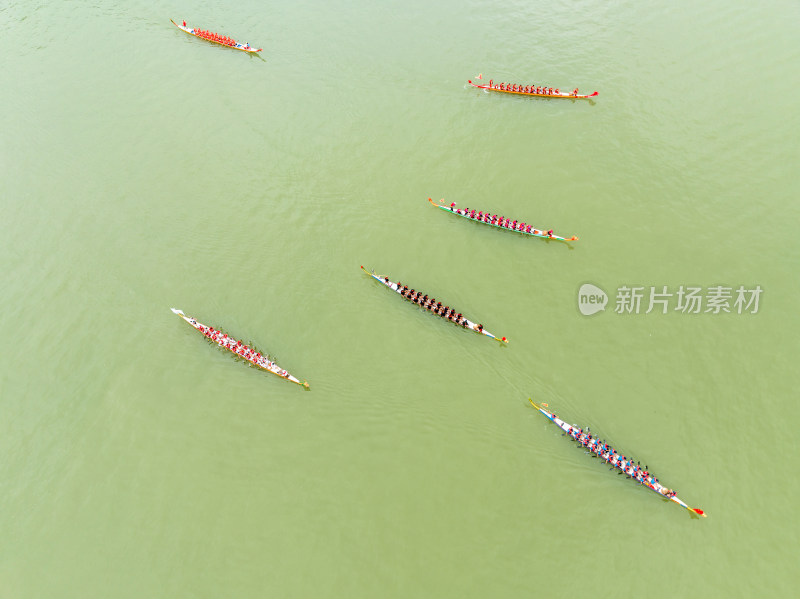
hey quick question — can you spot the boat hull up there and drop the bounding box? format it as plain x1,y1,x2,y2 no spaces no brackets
468,80,597,99
171,19,262,53
429,198,578,243
361,267,507,343
171,308,307,388
529,399,705,516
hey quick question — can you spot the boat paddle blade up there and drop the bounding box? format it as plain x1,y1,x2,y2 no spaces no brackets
570,236,579,241
691,508,707,518
589,91,599,97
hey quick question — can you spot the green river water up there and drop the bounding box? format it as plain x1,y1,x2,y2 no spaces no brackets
2,0,799,596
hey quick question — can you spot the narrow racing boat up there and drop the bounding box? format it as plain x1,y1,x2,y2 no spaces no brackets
171,19,262,53
468,79,597,99
171,308,308,388
429,198,578,242
529,399,705,517
361,266,508,343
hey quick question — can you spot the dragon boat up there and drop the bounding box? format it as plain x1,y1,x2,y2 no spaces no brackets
468,79,597,99
171,308,308,388
529,399,705,517
171,19,262,53
361,266,508,343
429,198,578,242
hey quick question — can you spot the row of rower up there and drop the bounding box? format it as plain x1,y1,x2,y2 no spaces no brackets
192,320,293,379
187,22,245,48
487,80,580,96
448,203,554,237
561,421,679,498
389,278,484,332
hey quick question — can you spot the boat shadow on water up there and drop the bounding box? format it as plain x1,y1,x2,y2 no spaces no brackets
510,95,597,107
512,95,597,107
545,237,577,250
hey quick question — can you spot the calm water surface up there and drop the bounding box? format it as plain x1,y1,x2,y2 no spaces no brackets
2,0,799,596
